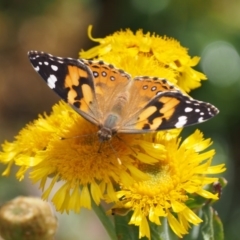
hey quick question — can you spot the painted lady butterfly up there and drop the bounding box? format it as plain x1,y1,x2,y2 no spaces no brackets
28,51,219,142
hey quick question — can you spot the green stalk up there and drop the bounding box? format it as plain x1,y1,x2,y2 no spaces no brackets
92,201,117,240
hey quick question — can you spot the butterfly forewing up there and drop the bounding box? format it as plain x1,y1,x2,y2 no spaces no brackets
28,51,101,125
120,91,219,133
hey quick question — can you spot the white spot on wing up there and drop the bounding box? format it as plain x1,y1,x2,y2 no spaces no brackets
195,109,200,112
44,61,49,65
93,71,98,77
34,66,40,71
175,116,188,128
198,117,204,122
51,65,58,71
47,74,57,89
185,107,193,112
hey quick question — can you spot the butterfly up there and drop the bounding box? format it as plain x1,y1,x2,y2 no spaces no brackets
28,51,219,142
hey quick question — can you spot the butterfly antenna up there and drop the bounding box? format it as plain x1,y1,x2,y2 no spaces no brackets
97,141,122,165
108,142,122,165
115,135,137,156
97,142,103,153
60,133,97,140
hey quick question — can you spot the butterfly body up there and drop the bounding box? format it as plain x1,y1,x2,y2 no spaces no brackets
28,51,219,142
98,115,118,142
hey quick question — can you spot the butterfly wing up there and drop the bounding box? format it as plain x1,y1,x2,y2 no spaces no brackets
81,59,131,120
28,51,132,127
119,78,219,133
126,76,180,110
117,76,180,126
28,51,101,125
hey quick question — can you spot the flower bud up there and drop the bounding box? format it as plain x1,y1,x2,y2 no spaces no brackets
0,196,57,240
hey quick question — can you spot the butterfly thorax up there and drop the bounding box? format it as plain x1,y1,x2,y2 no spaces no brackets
98,92,129,142
98,114,119,142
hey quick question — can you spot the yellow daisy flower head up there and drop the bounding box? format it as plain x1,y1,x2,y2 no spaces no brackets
80,25,207,92
110,130,225,239
0,102,151,212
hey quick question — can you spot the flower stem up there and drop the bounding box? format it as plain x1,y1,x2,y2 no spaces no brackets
92,201,117,240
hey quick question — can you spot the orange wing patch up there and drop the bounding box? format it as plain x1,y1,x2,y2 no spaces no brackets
134,97,180,130
63,65,95,112
129,77,179,110
159,97,180,119
64,66,88,88
80,84,94,112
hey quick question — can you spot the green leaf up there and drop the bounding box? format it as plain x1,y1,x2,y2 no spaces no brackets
114,213,140,240
200,205,224,240
149,218,178,240
186,194,208,209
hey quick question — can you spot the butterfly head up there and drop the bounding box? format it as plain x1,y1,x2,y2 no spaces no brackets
97,127,116,142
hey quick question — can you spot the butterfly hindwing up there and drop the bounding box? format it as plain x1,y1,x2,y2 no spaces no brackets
81,59,131,120
123,76,180,116
116,76,181,129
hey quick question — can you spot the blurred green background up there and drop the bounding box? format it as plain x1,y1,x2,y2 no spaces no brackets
0,0,239,239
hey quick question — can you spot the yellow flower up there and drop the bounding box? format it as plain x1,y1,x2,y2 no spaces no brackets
80,25,207,92
0,102,151,212
110,130,225,239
